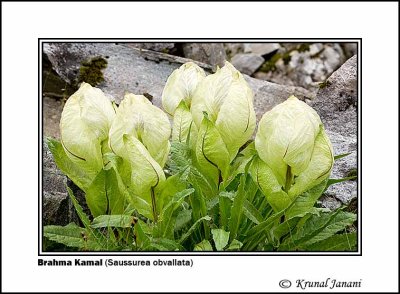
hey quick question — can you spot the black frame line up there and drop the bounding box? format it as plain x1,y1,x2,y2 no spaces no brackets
39,38,362,257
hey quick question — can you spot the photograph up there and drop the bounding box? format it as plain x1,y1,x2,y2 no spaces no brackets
41,41,359,253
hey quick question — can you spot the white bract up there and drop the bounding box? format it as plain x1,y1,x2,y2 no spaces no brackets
60,82,116,180
190,61,256,181
109,93,171,219
162,62,205,143
162,62,206,115
254,96,334,206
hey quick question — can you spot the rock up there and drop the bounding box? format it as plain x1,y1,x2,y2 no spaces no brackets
43,96,63,139
123,43,175,53
341,43,358,58
244,43,280,57
181,43,227,68
224,43,245,59
256,43,347,93
231,53,265,76
44,43,209,107
245,76,315,122
42,141,77,226
323,44,345,73
311,55,358,204
43,42,313,119
308,43,324,55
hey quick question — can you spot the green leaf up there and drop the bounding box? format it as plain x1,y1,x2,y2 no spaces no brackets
229,174,247,242
242,209,286,251
243,199,264,225
67,186,91,229
226,239,243,251
249,156,292,212
285,179,327,219
171,101,198,145
194,239,213,251
273,207,324,242
300,212,357,247
219,192,233,230
196,114,230,182
304,232,357,251
223,142,256,189
85,168,126,217
281,211,357,250
156,171,187,212
134,219,151,249
168,141,192,174
287,126,334,198
174,209,192,232
148,238,184,251
334,152,351,160
179,216,211,244
44,223,99,250
325,176,357,191
212,229,230,251
91,215,134,228
46,138,92,191
157,188,195,239
85,170,108,217
188,165,218,200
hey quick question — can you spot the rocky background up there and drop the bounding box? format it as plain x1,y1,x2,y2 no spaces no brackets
42,42,358,225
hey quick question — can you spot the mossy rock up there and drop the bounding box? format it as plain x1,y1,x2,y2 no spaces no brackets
77,56,108,87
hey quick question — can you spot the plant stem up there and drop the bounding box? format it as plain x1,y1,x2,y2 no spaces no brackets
284,166,293,193
151,187,158,223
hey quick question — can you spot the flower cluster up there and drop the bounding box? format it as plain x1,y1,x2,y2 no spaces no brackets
58,62,333,219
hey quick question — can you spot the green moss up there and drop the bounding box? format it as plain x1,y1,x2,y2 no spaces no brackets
318,80,332,89
259,53,282,72
257,43,314,73
346,168,358,179
282,52,291,65
77,56,108,87
297,43,310,53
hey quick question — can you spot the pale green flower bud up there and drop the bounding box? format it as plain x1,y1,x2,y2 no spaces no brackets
109,93,171,220
190,62,256,181
60,82,116,180
255,95,334,200
162,62,205,143
162,62,206,115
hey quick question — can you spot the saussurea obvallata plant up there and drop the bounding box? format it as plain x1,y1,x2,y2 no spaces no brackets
44,61,357,252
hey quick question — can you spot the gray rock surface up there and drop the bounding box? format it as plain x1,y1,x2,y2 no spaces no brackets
123,42,175,53
311,55,358,204
245,76,314,122
44,43,203,108
231,53,265,75
244,43,280,56
258,43,347,92
224,43,244,59
43,42,314,121
341,43,358,58
181,43,227,69
42,141,77,226
43,96,63,139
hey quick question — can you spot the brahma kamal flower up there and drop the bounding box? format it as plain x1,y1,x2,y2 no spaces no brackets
60,82,116,182
108,93,171,220
162,62,206,143
190,61,256,182
253,95,334,211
